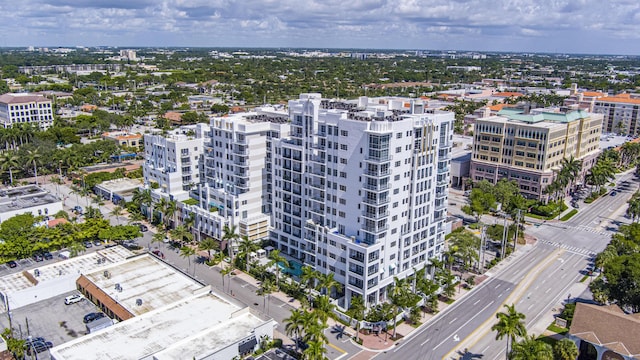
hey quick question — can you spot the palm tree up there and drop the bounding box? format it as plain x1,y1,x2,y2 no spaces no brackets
170,225,193,245
257,278,275,314
553,338,579,360
316,272,343,298
221,265,234,293
25,148,42,185
237,235,260,272
509,335,553,360
198,237,219,259
179,246,196,275
132,188,153,222
284,309,306,352
491,304,527,358
151,232,166,250
0,151,20,186
312,295,337,327
156,197,169,229
388,277,412,338
346,295,365,341
163,199,177,229
301,266,320,308
110,205,124,225
69,241,85,257
302,340,326,360
627,192,640,223
222,224,239,266
269,249,289,290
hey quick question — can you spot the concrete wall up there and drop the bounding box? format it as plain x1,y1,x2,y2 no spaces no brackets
4,273,78,310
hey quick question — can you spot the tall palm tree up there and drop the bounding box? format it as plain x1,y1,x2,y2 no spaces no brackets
25,148,42,185
509,335,553,360
0,151,20,186
237,235,260,272
257,278,275,314
163,199,177,230
221,265,234,293
284,309,305,352
312,295,337,327
491,304,527,358
169,225,193,245
198,237,219,259
553,338,579,360
269,249,289,290
346,295,365,341
132,188,153,222
156,197,169,229
179,246,196,275
388,277,411,338
222,224,239,266
301,266,320,308
151,232,166,250
302,340,326,360
317,272,343,298
110,205,124,225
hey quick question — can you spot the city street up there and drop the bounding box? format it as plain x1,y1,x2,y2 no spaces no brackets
38,180,360,360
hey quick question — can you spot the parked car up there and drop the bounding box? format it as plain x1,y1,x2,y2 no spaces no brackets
83,241,92,248
83,312,105,324
26,340,53,355
43,252,53,260
132,223,148,232
151,250,165,259
611,191,618,196
72,206,83,214
7,260,17,268
65,294,84,305
93,240,102,246
33,254,43,262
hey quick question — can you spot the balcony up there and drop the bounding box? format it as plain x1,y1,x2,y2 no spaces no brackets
364,168,391,177
361,209,389,220
362,182,390,191
435,202,447,211
363,197,389,205
364,154,392,163
310,181,324,189
362,223,388,234
435,191,447,199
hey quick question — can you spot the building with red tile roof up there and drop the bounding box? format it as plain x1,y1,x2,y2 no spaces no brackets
594,93,640,135
0,93,54,129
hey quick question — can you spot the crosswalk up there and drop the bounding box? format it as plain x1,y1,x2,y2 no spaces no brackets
539,239,597,257
570,225,611,237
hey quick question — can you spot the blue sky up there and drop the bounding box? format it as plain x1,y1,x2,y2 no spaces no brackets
2,0,639,55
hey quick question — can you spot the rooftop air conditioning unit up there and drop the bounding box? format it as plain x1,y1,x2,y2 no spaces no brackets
136,299,143,306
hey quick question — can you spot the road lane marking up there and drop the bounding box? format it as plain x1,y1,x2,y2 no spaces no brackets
449,317,458,324
545,288,551,294
420,338,431,346
440,248,563,360
433,300,495,350
527,303,534,310
473,299,480,305
561,273,567,279
327,342,345,354
495,283,501,289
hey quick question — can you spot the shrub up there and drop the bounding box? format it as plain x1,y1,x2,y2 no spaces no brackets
560,209,578,221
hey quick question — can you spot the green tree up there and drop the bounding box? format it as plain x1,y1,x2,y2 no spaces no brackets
257,278,275,313
237,235,260,272
198,237,219,259
0,151,20,186
110,205,125,225
25,148,42,185
346,295,365,341
448,230,480,270
491,304,527,357
509,335,553,360
316,272,342,298
553,338,579,360
180,246,196,275
269,249,289,290
169,225,193,245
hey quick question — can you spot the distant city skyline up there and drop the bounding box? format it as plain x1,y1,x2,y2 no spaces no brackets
2,0,639,55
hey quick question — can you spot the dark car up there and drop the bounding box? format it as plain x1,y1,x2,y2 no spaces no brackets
72,205,83,214
151,250,165,259
139,224,148,232
83,241,92,248
93,240,102,246
7,260,17,268
43,252,53,260
33,254,43,262
26,340,53,355
83,312,105,324
611,191,618,196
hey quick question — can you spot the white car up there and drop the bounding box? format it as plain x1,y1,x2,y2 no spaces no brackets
64,294,84,305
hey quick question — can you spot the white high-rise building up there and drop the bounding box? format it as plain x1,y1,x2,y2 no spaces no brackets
270,94,454,307
142,124,207,202
185,107,290,243
0,93,54,129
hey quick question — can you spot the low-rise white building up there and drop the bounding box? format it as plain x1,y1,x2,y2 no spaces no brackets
0,93,54,129
0,185,62,223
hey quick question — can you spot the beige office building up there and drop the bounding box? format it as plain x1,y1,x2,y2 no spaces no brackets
470,108,603,200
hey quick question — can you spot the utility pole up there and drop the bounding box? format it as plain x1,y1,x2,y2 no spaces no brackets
501,214,508,260
513,209,521,251
478,225,486,272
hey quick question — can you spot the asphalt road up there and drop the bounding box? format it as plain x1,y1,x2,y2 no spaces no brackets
39,180,361,360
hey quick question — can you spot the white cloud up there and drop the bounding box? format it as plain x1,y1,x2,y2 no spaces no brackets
0,0,637,54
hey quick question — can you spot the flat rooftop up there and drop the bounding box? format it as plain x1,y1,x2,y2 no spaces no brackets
0,246,134,295
95,178,143,193
50,293,266,360
84,254,204,316
0,185,60,214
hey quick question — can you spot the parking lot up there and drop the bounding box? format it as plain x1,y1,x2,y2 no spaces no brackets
0,290,105,359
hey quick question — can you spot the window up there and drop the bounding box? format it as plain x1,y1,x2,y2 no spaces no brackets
339,185,346,191
341,130,348,136
340,144,348,151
